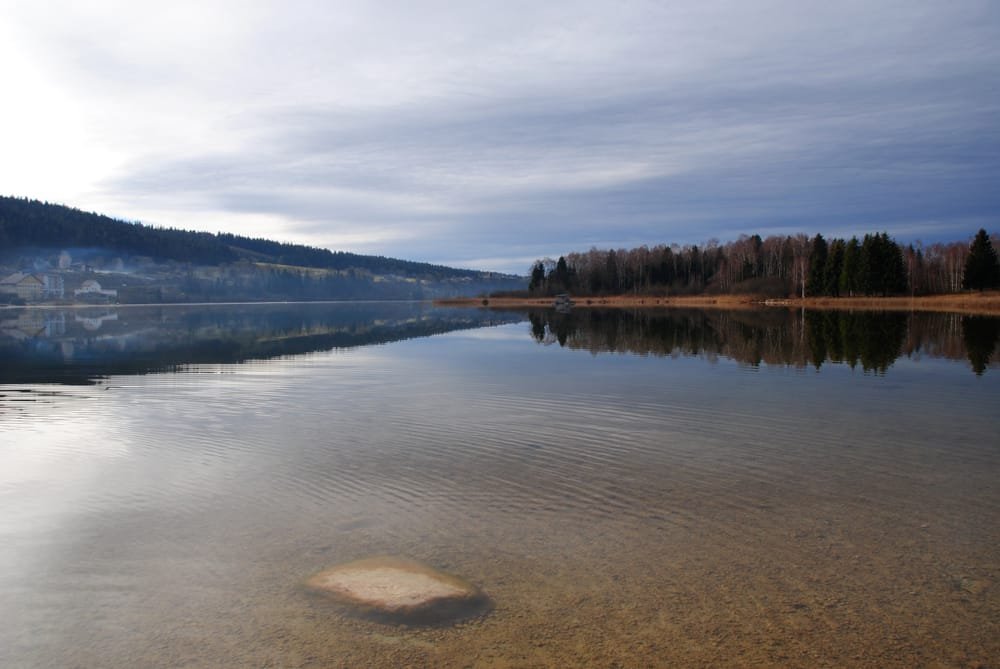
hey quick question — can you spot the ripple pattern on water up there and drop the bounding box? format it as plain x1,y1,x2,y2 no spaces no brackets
1,320,998,668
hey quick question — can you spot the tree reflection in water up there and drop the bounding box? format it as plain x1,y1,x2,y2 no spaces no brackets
962,315,1000,375
528,308,999,375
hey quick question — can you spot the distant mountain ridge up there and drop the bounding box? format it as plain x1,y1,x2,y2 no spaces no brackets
0,196,506,281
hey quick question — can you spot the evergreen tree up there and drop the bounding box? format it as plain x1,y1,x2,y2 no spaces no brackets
806,234,828,296
882,232,909,294
840,237,860,296
824,239,845,296
881,233,908,296
552,256,570,291
962,229,1000,291
859,232,907,296
858,234,877,295
528,262,546,293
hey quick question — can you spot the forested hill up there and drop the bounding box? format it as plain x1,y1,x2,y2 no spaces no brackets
0,196,486,280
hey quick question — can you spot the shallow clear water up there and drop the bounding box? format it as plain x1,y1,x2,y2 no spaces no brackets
1,303,998,667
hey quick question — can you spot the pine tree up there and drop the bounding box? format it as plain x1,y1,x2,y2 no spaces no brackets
859,232,907,296
882,233,908,296
553,256,570,290
840,237,860,296
806,234,828,296
962,229,1000,291
824,239,845,297
528,262,546,293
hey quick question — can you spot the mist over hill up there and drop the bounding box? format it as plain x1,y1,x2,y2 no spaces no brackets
0,196,524,303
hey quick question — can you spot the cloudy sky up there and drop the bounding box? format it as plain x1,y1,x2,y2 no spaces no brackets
1,1,998,273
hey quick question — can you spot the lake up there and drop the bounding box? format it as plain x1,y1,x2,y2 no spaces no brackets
1,302,998,668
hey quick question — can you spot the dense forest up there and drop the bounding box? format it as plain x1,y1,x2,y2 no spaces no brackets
0,196,489,280
529,229,1000,297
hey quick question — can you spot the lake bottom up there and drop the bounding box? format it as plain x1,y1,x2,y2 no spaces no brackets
1,320,997,668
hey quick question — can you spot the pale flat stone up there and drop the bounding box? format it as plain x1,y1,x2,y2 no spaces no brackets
305,556,490,624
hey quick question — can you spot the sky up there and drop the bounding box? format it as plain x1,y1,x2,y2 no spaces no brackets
1,1,998,274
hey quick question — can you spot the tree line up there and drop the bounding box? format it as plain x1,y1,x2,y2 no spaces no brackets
0,196,490,280
529,229,1000,297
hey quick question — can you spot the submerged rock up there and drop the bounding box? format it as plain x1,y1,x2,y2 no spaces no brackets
305,556,490,624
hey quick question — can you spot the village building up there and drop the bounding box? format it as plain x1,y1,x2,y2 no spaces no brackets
42,274,65,298
74,279,118,301
0,272,45,301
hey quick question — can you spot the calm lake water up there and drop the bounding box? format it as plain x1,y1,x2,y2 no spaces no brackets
1,302,998,668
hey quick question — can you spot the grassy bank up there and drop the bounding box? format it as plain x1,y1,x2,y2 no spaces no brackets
436,291,1000,315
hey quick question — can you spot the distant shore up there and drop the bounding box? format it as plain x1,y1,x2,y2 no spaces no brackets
436,292,1000,316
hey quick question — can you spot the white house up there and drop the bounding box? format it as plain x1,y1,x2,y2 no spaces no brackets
74,279,118,300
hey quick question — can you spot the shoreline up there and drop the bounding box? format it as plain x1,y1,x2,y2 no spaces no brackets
436,292,1000,316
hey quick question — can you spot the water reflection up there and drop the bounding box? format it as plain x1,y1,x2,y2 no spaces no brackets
963,315,1000,375
1,305,998,667
4,303,997,384
0,302,521,384
527,308,1000,374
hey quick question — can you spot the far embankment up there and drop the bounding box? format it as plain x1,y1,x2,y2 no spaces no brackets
0,196,526,303
436,291,1000,316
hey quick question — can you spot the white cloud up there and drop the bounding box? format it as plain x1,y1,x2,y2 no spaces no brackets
2,0,998,272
